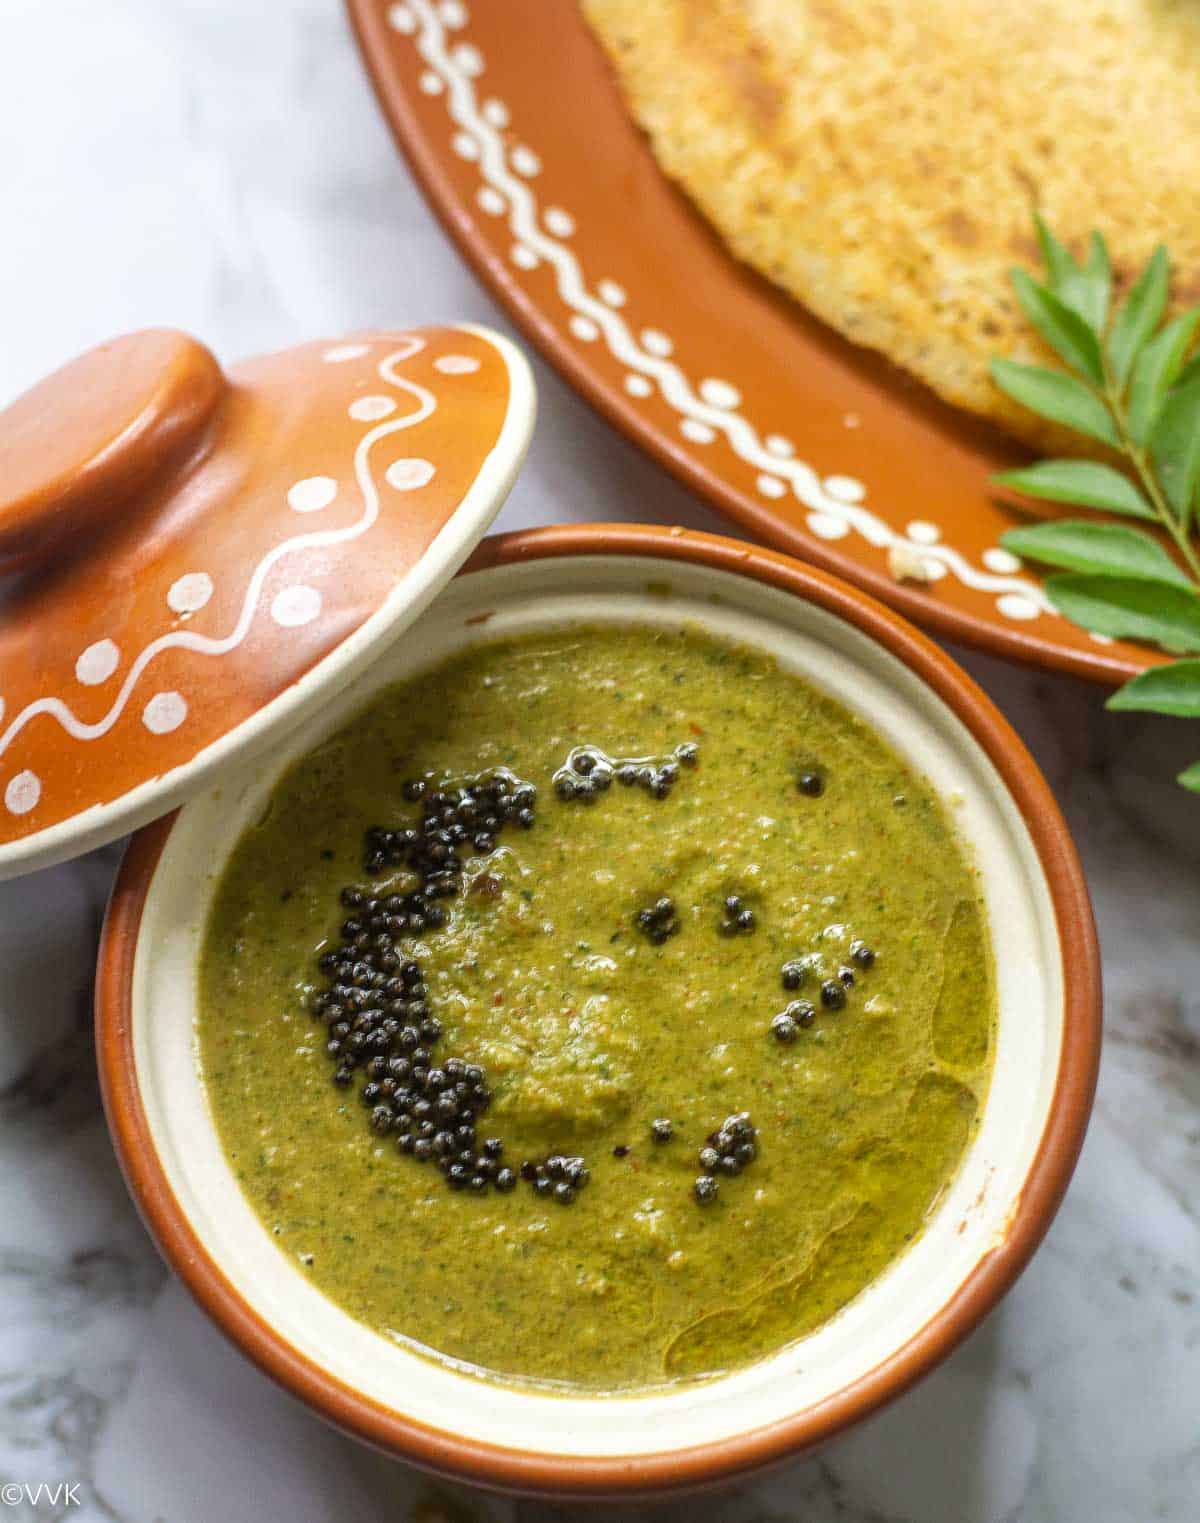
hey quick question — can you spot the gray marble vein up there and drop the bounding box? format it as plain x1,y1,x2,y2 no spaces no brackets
0,2,1197,1519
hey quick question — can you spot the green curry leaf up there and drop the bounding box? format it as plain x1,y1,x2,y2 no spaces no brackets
993,459,1154,519
1046,576,1200,653
990,359,1117,446
1150,376,1200,522
1108,245,1169,389
1127,309,1200,444
1001,521,1190,585
1033,215,1109,330
1010,271,1105,384
1107,660,1200,717
1178,761,1200,792
995,217,1200,792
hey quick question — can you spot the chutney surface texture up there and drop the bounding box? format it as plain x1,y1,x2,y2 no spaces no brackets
198,623,995,1390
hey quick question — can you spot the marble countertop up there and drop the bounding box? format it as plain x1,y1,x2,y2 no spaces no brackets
1,2,1197,1519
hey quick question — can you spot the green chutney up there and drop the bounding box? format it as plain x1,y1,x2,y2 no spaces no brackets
198,622,995,1391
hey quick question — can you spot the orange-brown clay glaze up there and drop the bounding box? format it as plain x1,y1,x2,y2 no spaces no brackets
0,326,513,849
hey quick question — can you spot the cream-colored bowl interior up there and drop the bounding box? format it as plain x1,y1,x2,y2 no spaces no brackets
130,553,1062,1458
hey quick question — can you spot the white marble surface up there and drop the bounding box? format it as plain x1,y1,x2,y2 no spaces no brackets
1,2,1197,1519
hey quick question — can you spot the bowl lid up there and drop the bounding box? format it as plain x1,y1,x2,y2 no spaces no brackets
0,323,534,878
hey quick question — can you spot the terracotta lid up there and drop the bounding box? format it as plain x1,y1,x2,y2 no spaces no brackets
0,324,534,878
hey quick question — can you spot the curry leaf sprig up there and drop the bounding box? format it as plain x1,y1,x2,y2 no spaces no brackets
990,215,1200,792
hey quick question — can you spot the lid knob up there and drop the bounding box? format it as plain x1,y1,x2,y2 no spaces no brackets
0,329,226,570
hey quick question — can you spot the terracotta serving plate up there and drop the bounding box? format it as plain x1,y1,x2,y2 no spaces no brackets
347,0,1156,686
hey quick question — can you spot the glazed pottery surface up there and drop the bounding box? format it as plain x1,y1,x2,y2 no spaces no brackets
0,324,533,878
98,527,1100,1498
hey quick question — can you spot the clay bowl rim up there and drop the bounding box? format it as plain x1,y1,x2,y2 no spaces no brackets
95,522,1101,1501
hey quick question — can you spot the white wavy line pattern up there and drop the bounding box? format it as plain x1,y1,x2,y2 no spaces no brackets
396,0,1054,622
0,336,434,778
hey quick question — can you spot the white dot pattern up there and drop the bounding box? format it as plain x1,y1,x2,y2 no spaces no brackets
167,572,215,613
997,593,1040,621
434,355,481,374
386,458,437,491
544,206,575,237
348,396,396,421
808,513,851,541
452,43,484,76
142,691,188,735
287,477,338,514
4,770,40,816
322,343,368,364
270,586,323,628
824,475,867,504
983,548,1022,574
75,639,120,686
699,378,741,410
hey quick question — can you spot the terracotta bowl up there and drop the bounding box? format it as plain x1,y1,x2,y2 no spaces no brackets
97,524,1100,1500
